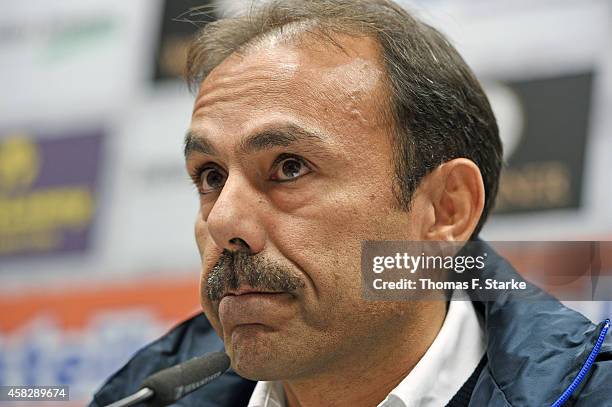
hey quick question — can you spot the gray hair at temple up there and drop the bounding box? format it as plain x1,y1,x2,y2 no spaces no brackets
184,0,503,236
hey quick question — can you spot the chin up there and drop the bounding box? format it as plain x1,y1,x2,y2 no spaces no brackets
230,348,294,381
232,359,283,381
226,328,301,381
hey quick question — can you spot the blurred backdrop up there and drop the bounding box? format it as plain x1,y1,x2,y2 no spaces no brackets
1,0,611,404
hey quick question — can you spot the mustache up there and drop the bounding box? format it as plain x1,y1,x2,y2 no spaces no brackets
206,249,305,302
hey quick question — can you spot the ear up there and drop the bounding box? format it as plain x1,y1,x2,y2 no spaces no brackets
419,158,485,241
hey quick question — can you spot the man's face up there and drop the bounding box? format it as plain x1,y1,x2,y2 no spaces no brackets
187,34,432,380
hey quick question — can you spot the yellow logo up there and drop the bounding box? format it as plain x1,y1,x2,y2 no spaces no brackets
0,134,96,255
0,135,41,193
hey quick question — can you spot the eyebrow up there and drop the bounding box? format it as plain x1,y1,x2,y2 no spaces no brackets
184,124,328,158
184,131,218,157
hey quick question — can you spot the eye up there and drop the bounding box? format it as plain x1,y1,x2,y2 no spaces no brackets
199,166,227,194
271,156,312,182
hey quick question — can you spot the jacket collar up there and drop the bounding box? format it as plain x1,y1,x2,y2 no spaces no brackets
463,239,609,405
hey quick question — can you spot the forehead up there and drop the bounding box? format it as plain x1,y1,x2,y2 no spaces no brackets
191,33,391,143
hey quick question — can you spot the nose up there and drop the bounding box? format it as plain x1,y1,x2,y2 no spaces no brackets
205,174,267,254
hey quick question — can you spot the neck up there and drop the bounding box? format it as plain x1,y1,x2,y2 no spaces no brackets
282,301,446,407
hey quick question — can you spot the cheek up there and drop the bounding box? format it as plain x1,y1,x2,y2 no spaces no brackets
277,187,400,253
194,213,207,254
195,215,221,259
198,242,224,301
199,261,227,343
270,178,421,302
194,218,225,331
270,192,400,303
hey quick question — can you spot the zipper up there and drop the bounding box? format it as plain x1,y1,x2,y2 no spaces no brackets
550,319,611,407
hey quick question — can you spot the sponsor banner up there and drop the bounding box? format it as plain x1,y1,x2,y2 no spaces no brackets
492,72,594,214
152,0,217,82
0,131,103,260
362,241,612,301
0,276,200,403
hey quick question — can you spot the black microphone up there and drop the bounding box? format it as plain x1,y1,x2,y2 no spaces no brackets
104,351,230,407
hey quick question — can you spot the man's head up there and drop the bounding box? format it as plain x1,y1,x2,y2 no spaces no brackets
184,0,501,381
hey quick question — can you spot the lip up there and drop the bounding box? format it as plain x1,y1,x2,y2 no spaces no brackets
222,287,285,298
218,292,294,334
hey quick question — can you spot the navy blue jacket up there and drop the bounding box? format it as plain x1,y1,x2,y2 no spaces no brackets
90,241,612,406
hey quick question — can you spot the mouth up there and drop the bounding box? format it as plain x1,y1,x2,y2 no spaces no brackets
221,286,286,299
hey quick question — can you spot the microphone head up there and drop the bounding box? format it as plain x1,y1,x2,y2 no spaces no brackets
140,351,230,407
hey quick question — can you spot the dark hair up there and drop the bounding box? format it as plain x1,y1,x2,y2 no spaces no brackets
184,0,502,236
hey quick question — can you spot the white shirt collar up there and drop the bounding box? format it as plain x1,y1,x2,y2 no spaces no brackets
248,294,485,407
